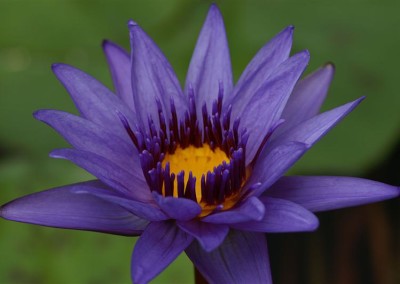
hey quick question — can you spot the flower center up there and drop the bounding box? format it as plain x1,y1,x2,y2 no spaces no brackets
162,145,230,199
120,86,250,216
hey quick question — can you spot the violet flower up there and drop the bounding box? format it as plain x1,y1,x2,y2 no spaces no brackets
1,4,398,284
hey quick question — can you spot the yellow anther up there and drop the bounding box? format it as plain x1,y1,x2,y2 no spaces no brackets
162,144,229,200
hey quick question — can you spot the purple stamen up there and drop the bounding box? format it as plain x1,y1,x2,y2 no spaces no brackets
177,171,185,198
120,90,262,208
218,170,230,203
184,172,197,201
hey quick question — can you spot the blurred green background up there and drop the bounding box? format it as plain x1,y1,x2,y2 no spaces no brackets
0,0,399,283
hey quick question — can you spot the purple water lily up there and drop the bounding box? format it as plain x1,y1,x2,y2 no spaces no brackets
1,4,398,284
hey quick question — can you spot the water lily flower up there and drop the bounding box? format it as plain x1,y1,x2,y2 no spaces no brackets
1,4,398,284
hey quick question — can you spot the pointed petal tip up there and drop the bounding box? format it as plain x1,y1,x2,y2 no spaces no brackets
205,3,224,24
0,204,6,219
1,199,15,220
209,3,222,13
32,109,57,122
308,214,320,231
128,19,137,27
102,40,122,64
51,63,60,69
101,39,111,49
0,202,18,221
127,19,139,31
51,62,68,72
274,25,294,42
285,25,295,33
128,20,146,43
288,50,310,68
178,221,229,253
51,63,78,77
324,61,336,70
0,199,22,221
300,49,310,59
102,39,129,57
32,109,42,120
48,149,64,159
274,25,294,41
33,109,67,125
294,50,310,71
250,197,266,221
200,232,229,252
349,96,366,110
128,20,141,40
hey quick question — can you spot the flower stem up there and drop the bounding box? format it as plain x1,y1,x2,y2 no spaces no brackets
194,267,208,284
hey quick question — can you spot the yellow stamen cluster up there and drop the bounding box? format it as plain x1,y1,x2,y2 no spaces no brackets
162,145,229,200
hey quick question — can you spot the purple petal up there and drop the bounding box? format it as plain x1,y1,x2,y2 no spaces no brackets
0,181,147,236
226,25,293,111
71,185,167,221
268,97,364,152
185,4,233,118
248,142,309,197
266,176,400,212
152,192,201,221
128,20,187,132
50,148,152,202
252,98,364,192
186,230,272,284
238,51,310,164
52,63,136,138
232,197,319,233
34,110,140,171
102,40,134,110
277,63,335,134
131,221,193,284
202,196,265,224
178,220,229,252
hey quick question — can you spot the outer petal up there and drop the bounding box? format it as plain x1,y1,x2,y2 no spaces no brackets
34,110,140,171
186,230,272,284
131,221,193,284
0,181,147,236
102,40,134,110
277,63,335,134
152,192,201,221
52,63,136,138
128,20,187,132
202,196,265,224
185,4,233,117
266,97,364,155
178,220,229,252
239,51,310,164
50,148,152,202
252,98,364,190
248,142,309,197
232,197,319,233
266,176,400,212
71,185,167,222
226,26,293,111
